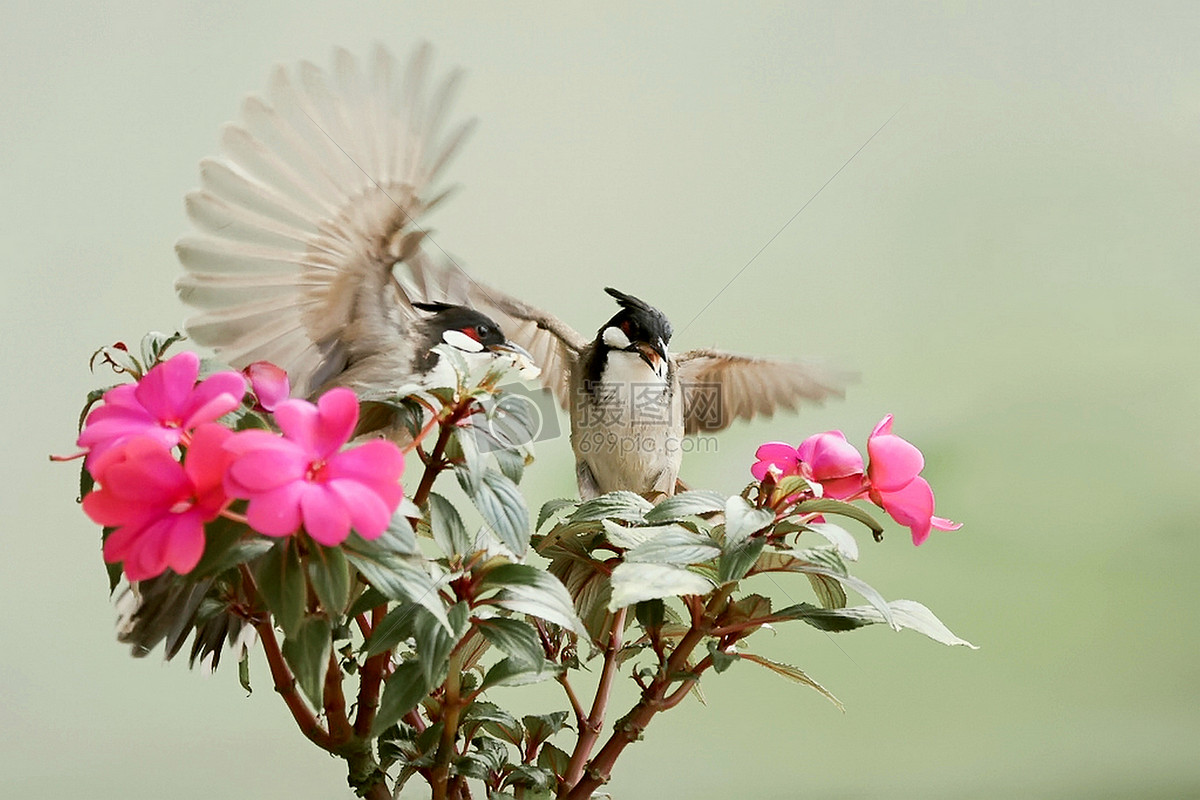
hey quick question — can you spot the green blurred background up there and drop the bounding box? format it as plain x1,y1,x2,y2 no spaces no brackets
4,2,1198,797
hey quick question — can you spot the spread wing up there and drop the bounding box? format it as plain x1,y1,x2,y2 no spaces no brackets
174,44,474,397
399,257,589,408
674,348,853,435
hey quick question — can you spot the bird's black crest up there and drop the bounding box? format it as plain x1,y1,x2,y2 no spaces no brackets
412,301,458,314
602,287,673,343
604,287,654,313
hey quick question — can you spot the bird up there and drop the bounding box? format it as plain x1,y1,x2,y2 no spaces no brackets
430,280,849,499
120,44,538,665
171,42,847,498
173,43,533,402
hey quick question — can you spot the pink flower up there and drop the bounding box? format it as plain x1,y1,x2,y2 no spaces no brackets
796,430,865,500
752,433,865,500
224,388,405,546
83,423,235,581
77,351,246,469
244,361,290,412
751,442,801,481
866,415,960,546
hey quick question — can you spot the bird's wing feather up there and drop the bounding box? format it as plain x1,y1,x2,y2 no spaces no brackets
398,256,588,408
175,44,473,397
674,348,854,435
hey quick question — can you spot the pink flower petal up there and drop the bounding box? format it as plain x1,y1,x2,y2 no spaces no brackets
245,481,305,537
877,477,935,546
184,424,234,515
272,398,321,453
245,362,290,411
819,474,867,501
751,441,800,481
162,510,207,575
867,420,925,492
313,389,359,459
799,430,864,481
326,440,405,488
182,371,247,426
98,441,191,505
932,516,962,531
300,484,352,546
134,351,201,421
226,442,306,493
326,479,393,539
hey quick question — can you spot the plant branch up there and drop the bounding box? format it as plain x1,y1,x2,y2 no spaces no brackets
562,608,627,789
431,648,467,800
353,605,389,739
324,651,354,746
562,589,734,800
239,564,334,751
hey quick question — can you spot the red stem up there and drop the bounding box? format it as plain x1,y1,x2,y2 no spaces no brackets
561,608,627,788
353,605,389,739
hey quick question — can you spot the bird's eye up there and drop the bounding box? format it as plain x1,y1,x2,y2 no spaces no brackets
477,324,491,337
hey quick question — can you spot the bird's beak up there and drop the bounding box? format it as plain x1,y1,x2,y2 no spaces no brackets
633,341,669,378
487,340,541,379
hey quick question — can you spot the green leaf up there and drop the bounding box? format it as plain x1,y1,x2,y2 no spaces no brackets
724,496,775,545
717,536,766,584
139,330,186,368
343,539,452,633
740,652,844,711
600,519,677,550
806,572,847,609
372,660,429,737
625,528,721,565
568,491,653,524
364,603,418,658
462,701,523,745
503,764,555,792
427,492,472,557
774,474,818,499
460,469,531,557
522,711,570,750
634,598,666,629
306,541,351,618
608,562,714,611
706,640,740,674
255,539,306,638
451,424,484,495
803,521,859,561
479,564,588,636
643,490,727,523
413,604,468,688
457,737,508,781
480,656,559,690
780,600,978,648
476,617,546,669
346,586,389,620
537,498,576,531
748,547,895,628
192,516,273,577
537,743,571,778
794,498,884,539
238,650,252,695
492,446,526,485
281,615,331,708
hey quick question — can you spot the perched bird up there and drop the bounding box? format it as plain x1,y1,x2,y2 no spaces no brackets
437,281,849,498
